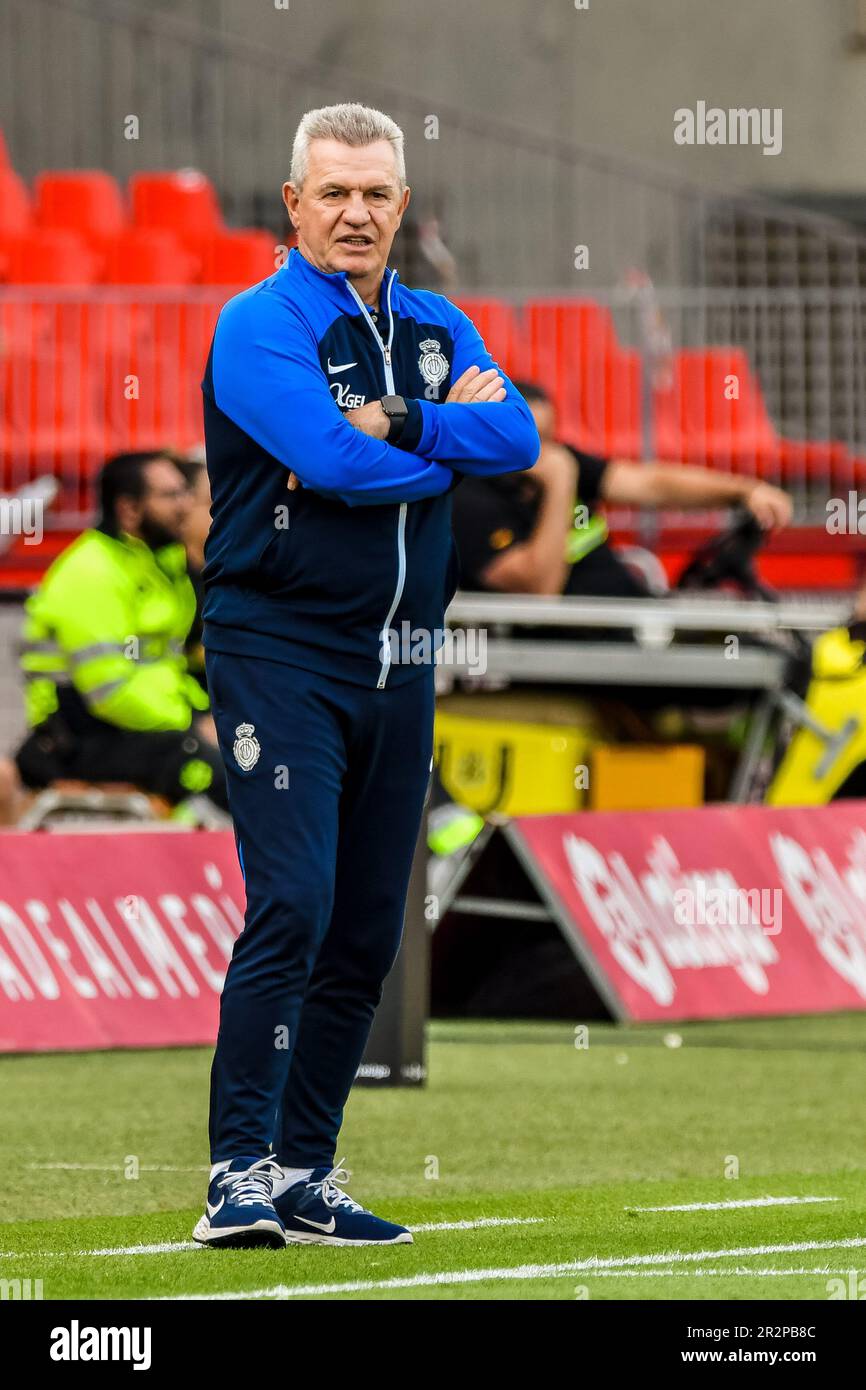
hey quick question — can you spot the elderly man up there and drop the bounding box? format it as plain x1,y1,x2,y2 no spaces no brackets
194,103,539,1248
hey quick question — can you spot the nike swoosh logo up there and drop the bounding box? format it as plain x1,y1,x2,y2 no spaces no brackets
295,1214,337,1233
327,359,358,374
206,1196,225,1217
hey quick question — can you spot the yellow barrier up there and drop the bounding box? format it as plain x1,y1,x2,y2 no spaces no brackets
434,710,591,815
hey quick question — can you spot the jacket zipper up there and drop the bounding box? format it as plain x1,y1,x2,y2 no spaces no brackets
346,272,407,689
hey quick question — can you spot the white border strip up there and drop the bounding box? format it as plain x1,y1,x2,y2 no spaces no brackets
627,1196,839,1213
411,1217,542,1233
164,1236,866,1299
25,1163,210,1173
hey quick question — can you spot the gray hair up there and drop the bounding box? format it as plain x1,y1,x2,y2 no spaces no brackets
290,103,406,191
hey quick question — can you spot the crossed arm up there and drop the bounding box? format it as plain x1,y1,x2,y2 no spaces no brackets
210,291,539,507
287,364,509,493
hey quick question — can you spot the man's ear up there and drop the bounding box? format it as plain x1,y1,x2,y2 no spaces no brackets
394,184,411,230
283,181,300,227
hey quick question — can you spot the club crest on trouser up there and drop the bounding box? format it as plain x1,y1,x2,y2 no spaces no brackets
233,722,261,770
418,338,450,400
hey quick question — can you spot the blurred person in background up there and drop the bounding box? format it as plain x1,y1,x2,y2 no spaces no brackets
395,215,458,294
0,451,228,822
451,381,793,597
174,449,211,701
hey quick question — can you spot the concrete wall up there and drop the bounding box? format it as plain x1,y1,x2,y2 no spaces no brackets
24,0,857,194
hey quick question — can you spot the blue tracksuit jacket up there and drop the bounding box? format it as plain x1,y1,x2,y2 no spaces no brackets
201,246,539,688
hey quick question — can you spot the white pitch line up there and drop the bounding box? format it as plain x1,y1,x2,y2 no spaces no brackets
410,1217,542,1233
164,1236,866,1299
84,1241,201,1257
25,1163,209,1173
627,1196,840,1213
0,1241,199,1259
0,1215,541,1261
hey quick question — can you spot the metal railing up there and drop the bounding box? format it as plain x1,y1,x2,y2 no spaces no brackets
2,285,866,523
0,287,226,517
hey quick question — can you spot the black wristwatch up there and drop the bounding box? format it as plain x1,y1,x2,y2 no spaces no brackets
381,394,409,444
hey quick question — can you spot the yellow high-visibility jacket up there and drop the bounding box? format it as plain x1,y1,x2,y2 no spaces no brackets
20,529,210,732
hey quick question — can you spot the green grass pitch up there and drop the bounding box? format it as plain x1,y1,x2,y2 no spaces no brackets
2,1014,866,1301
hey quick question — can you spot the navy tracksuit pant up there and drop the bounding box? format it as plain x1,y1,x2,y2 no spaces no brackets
205,647,434,1166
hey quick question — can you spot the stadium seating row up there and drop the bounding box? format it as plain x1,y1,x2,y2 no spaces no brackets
0,133,860,494
0,154,279,285
458,297,860,482
0,298,859,496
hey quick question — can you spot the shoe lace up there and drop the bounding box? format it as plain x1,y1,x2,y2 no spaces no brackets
219,1155,282,1207
315,1159,364,1213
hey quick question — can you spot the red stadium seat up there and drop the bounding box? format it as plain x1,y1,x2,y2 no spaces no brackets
0,168,33,242
453,298,524,380
103,229,200,284
34,170,128,246
2,233,104,367
653,348,780,473
522,300,641,455
1,345,105,465
4,229,103,284
175,298,223,379
198,231,278,285
100,365,205,452
777,438,850,485
95,283,216,451
100,314,210,452
0,300,43,353
93,291,218,454
129,170,224,244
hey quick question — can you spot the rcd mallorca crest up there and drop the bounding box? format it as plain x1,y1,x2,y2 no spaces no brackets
233,722,261,771
418,338,449,400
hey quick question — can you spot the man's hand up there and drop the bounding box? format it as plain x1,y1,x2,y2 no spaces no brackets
744,482,793,531
344,400,390,440
286,366,509,491
193,712,219,746
445,364,506,404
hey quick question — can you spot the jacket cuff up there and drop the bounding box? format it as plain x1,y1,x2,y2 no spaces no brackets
392,398,425,452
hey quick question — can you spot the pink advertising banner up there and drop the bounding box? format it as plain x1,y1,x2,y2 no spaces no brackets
511,802,866,1021
0,830,243,1052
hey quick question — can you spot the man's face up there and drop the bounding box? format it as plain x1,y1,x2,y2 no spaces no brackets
121,459,190,547
283,138,410,284
528,396,557,445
